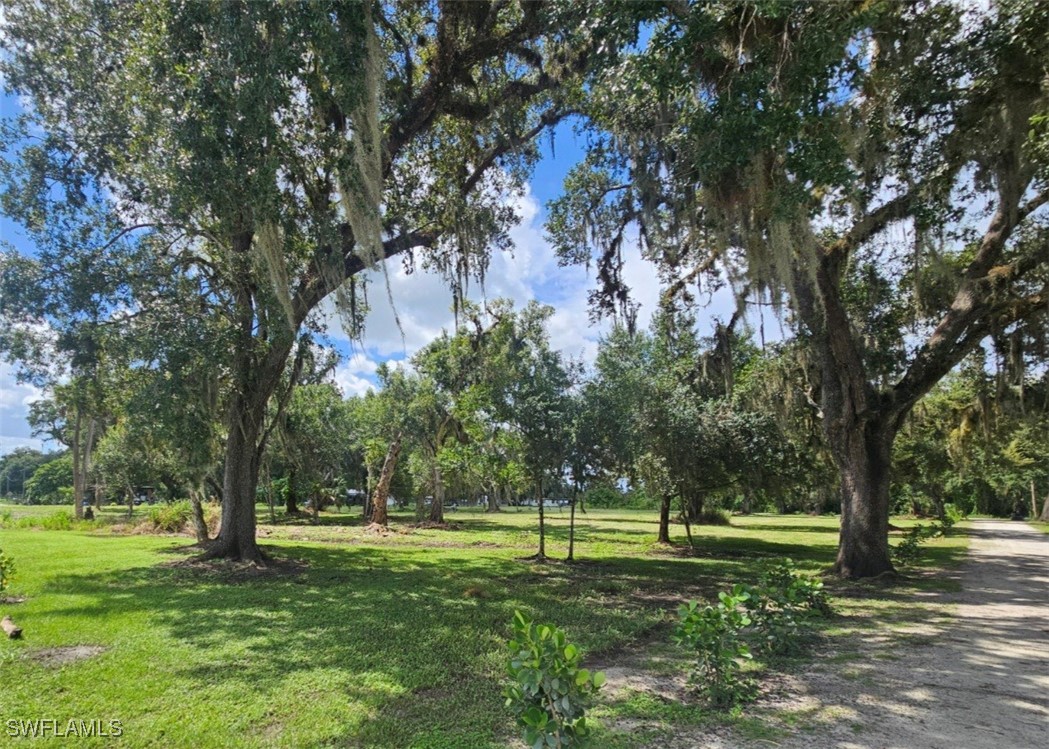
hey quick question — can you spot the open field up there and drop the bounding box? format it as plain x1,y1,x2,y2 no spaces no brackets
0,506,969,748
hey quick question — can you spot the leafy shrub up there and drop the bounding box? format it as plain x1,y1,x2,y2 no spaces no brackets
759,559,832,617
745,559,832,655
0,548,13,592
941,502,964,528
674,587,756,706
675,562,833,706
146,501,193,533
691,509,731,526
505,611,605,748
0,509,12,527
891,520,951,566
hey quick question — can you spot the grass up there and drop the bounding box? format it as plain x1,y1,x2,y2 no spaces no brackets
0,504,970,748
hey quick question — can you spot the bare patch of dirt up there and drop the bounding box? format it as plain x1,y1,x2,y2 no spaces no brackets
583,521,1049,749
27,645,106,668
410,520,464,530
753,520,1049,749
162,554,308,581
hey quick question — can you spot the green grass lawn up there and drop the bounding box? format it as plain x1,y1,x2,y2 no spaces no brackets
0,505,968,748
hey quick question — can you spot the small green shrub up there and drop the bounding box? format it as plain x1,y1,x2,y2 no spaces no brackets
0,548,13,592
674,586,756,707
941,502,964,528
759,559,832,617
504,611,605,748
688,507,730,524
891,521,950,566
146,501,193,533
0,509,12,527
675,561,833,707
745,559,832,655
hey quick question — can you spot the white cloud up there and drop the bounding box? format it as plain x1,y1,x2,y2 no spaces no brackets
0,362,48,456
0,435,45,454
325,184,669,375
330,351,380,398
331,366,377,399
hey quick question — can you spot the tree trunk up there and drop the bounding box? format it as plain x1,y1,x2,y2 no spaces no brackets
487,483,501,513
658,493,672,544
207,391,267,564
831,418,897,578
206,475,224,503
1039,490,1049,523
1030,480,1038,520
364,463,374,519
740,488,752,515
370,435,402,527
567,489,577,562
429,465,445,523
679,495,695,553
190,488,209,544
536,480,546,559
684,492,704,521
71,409,85,519
74,415,97,520
285,469,299,514
794,257,901,579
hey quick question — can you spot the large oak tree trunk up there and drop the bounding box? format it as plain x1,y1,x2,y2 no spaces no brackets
208,393,267,564
795,253,903,579
831,419,896,577
204,250,296,564
370,435,402,526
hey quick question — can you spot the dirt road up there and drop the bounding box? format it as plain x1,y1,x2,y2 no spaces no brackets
770,520,1049,749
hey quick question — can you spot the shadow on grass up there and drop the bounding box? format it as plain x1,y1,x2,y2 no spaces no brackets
31,526,843,747
735,523,841,535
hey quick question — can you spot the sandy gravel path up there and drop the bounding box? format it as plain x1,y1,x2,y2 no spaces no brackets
769,520,1049,749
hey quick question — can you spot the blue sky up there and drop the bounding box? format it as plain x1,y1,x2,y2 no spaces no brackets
0,100,740,456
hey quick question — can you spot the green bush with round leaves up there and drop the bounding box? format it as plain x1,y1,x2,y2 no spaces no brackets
504,611,605,748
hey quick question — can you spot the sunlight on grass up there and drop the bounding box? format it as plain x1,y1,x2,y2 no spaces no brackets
0,506,970,748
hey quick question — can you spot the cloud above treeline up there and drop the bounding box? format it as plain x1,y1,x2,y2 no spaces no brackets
322,184,670,398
